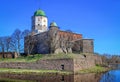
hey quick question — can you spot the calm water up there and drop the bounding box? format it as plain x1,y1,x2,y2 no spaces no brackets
100,69,120,82
0,73,102,82
0,70,120,82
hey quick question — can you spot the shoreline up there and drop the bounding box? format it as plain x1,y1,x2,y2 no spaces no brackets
0,66,110,75
77,66,110,74
0,68,72,75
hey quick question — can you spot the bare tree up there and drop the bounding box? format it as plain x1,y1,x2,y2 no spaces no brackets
4,36,12,52
0,36,12,53
11,29,22,55
22,29,30,38
0,37,5,53
21,29,30,53
24,34,37,55
65,32,74,53
72,39,82,54
48,28,74,54
0,37,5,58
59,31,74,54
0,29,30,55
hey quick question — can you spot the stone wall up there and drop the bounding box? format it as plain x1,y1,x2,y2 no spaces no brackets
73,55,102,72
25,26,94,54
82,39,94,53
24,32,49,54
0,52,18,58
0,59,74,72
72,39,94,54
0,55,102,72
74,55,95,72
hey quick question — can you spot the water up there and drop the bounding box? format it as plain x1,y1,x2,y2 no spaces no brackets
100,64,120,82
0,73,102,82
100,70,120,82
0,69,120,82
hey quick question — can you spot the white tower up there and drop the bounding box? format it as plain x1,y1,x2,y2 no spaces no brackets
32,9,48,34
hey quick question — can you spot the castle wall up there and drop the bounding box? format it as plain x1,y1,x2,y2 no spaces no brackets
72,39,94,53
24,32,50,54
59,31,82,40
73,55,102,72
36,32,49,54
0,59,74,72
0,55,102,72
82,39,94,53
24,28,83,54
73,55,95,72
24,27,94,54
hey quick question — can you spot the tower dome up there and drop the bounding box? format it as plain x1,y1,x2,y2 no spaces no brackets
34,9,46,16
50,22,58,27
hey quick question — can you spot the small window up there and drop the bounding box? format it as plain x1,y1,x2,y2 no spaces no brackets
83,55,86,58
44,20,46,22
38,24,40,26
44,25,46,27
38,18,40,21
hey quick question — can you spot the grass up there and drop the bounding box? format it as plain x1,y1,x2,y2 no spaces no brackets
0,78,33,82
78,65,109,74
0,68,72,75
0,53,81,63
0,54,43,63
42,53,79,59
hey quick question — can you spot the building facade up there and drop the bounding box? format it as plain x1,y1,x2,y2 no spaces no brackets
24,9,94,54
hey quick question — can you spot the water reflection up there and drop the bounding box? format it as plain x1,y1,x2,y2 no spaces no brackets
100,70,120,82
0,73,102,82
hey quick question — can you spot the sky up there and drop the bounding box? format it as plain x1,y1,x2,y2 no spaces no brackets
0,0,120,54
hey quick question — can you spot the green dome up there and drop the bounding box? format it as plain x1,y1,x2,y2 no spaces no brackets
34,9,46,16
50,22,58,27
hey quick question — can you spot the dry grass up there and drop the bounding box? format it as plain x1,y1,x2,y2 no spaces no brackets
79,66,108,73
0,68,72,75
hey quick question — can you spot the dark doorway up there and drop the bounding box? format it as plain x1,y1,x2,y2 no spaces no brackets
61,64,64,70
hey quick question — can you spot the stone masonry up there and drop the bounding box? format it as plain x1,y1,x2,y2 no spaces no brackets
24,26,94,54
0,55,102,72
0,52,18,58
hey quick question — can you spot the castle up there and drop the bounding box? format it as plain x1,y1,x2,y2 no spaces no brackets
0,10,103,73
24,9,94,54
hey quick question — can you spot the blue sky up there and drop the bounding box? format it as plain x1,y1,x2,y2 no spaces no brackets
0,0,120,54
